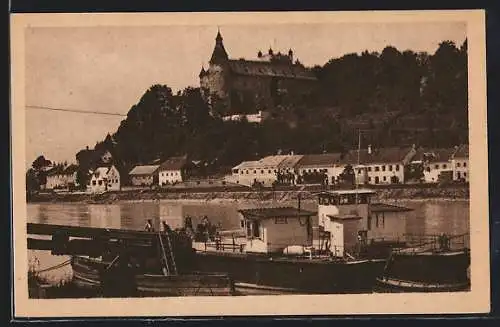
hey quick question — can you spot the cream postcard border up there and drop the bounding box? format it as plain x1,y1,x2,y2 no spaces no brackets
10,10,489,317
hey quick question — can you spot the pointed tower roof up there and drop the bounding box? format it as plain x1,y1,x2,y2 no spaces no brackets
210,28,229,64
199,66,206,78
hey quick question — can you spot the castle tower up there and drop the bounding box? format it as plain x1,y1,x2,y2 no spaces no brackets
209,29,229,64
201,29,231,116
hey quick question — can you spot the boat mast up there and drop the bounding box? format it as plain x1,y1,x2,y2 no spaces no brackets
356,129,361,203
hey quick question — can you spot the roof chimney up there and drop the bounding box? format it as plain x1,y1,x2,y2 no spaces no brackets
368,144,372,154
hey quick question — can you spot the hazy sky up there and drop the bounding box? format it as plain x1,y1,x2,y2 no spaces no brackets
25,22,466,168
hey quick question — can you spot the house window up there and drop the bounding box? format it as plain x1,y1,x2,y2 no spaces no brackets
275,217,288,224
389,165,393,171
382,165,386,172
383,176,387,182
358,169,361,174
254,170,257,174
426,167,431,172
456,162,461,168
367,215,372,230
395,165,400,171
368,177,371,182
457,172,461,179
375,213,379,228
261,170,264,174
442,164,447,169
375,176,380,184
463,162,467,167
464,172,467,177
246,170,249,174
375,166,380,172
368,167,372,172
98,180,102,186
92,181,96,186
268,170,271,173
434,164,439,169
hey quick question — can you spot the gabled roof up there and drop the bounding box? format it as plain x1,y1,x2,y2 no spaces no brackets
159,156,187,171
92,166,112,178
453,144,469,159
340,147,416,165
258,155,289,167
238,207,316,220
227,59,317,81
129,165,160,176
233,161,261,170
277,155,304,169
370,203,413,213
413,147,457,163
297,153,343,168
46,166,65,176
63,164,79,175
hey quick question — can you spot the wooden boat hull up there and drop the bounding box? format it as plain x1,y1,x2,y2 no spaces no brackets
374,277,470,293
375,249,471,293
194,252,387,294
71,256,235,297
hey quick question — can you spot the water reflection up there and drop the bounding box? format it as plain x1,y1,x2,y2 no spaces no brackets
27,200,470,238
89,205,122,229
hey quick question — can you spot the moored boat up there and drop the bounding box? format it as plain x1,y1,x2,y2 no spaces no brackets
191,188,414,294
374,233,471,293
71,255,235,297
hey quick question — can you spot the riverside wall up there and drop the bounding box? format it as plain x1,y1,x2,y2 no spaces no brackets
27,184,469,204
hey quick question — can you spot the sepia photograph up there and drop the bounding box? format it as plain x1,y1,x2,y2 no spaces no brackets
10,10,489,317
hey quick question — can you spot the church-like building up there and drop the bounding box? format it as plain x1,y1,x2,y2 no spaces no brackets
199,29,317,117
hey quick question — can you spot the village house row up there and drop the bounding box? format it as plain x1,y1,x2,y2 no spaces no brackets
42,144,468,193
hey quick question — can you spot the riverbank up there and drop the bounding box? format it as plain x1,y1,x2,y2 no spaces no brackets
27,184,469,204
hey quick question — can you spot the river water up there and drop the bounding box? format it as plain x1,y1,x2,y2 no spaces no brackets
26,199,470,284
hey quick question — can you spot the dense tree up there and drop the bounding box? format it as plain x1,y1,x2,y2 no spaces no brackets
76,39,468,175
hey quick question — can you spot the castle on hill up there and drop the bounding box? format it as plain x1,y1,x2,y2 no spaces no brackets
199,29,317,117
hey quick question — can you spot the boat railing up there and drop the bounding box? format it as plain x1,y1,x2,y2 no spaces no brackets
392,233,470,254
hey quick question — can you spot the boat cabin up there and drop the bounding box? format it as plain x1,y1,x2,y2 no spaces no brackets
238,207,316,254
317,189,412,258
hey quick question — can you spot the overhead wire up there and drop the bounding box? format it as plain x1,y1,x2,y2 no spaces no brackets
25,105,127,117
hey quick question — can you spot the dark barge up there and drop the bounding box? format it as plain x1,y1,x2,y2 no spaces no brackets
27,222,235,297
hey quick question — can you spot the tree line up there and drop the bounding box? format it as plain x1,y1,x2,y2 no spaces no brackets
28,39,468,190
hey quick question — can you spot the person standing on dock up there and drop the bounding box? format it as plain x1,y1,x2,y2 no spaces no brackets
161,221,172,233
145,219,154,232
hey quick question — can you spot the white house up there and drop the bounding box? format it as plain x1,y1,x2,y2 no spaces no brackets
229,155,296,187
413,148,456,183
452,144,469,182
128,164,159,186
158,156,187,186
88,165,121,193
296,153,346,185
45,164,79,190
348,145,416,185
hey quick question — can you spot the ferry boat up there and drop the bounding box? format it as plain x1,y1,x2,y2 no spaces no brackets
374,233,471,293
191,188,414,294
